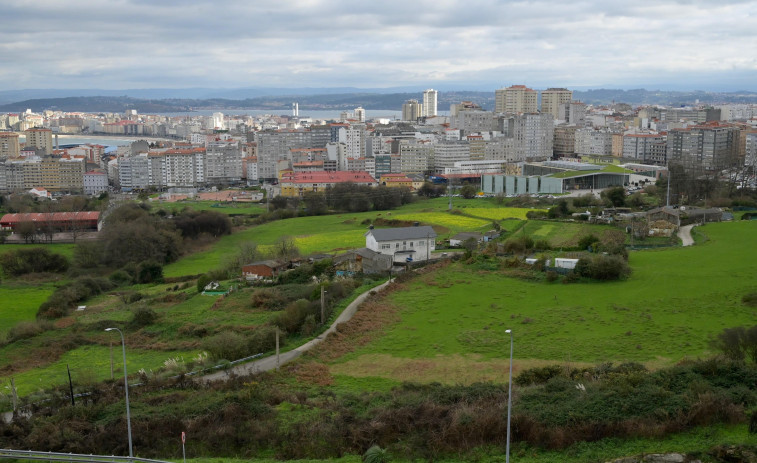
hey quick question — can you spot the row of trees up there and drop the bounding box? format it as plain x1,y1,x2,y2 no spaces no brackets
270,184,414,214
73,204,232,269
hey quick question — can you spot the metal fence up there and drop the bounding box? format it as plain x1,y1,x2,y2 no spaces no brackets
0,449,171,463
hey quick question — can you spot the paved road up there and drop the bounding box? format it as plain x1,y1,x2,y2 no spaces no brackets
678,224,695,246
200,280,391,382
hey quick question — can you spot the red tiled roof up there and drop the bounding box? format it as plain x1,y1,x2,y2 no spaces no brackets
280,171,375,184
0,211,100,224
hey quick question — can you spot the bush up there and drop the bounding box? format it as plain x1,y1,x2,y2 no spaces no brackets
248,326,280,354
136,260,164,284
197,274,213,292
577,234,600,251
203,331,249,361
109,270,134,286
7,320,53,342
37,276,115,319
575,255,630,281
0,248,69,277
515,365,565,386
129,306,158,329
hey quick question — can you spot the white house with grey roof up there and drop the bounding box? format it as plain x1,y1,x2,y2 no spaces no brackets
365,225,437,263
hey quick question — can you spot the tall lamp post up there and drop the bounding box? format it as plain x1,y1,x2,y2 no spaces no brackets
505,329,513,463
105,327,133,458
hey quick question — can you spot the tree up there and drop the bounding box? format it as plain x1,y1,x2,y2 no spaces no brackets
272,235,299,260
303,191,328,215
460,184,477,199
15,221,39,243
603,186,626,207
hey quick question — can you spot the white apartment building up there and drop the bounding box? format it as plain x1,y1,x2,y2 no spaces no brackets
399,140,434,174
575,128,614,156
495,85,538,114
541,88,572,120
433,142,471,173
83,171,108,195
423,89,438,117
513,113,554,161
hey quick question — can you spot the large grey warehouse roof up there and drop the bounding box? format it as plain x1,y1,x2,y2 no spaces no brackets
366,226,437,241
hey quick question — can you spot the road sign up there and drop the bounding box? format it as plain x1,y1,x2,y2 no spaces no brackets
181,431,186,444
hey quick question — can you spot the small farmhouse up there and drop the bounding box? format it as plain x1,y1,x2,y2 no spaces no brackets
241,260,288,281
365,225,437,263
333,248,393,275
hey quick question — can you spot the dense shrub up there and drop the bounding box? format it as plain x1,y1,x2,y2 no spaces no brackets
129,306,158,329
0,248,69,277
712,325,757,363
503,236,534,254
515,365,564,386
577,234,600,251
136,260,164,284
37,276,115,319
6,320,53,342
273,299,320,334
173,210,232,239
247,326,280,354
526,210,548,219
575,254,631,281
203,331,250,361
109,269,134,286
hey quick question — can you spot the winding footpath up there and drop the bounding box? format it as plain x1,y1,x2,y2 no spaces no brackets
677,224,696,247
200,280,391,382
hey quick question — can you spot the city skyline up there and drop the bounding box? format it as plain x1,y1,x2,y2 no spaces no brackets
0,0,756,92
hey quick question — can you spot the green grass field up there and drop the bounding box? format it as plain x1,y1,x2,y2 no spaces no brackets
0,281,59,336
4,345,201,398
328,221,757,385
0,243,76,259
151,200,266,216
164,199,539,277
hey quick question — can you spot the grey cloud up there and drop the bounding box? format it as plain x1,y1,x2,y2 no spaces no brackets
0,0,755,90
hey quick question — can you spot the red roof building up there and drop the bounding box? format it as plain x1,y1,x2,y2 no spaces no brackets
0,211,101,232
280,170,376,197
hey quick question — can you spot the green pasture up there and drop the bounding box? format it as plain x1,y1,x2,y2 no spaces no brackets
164,199,542,277
333,221,757,373
0,243,76,259
0,282,59,335
1,345,200,398
522,221,618,247
150,200,265,216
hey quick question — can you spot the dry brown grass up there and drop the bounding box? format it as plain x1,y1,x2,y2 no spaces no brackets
306,297,401,363
329,354,594,384
287,362,334,386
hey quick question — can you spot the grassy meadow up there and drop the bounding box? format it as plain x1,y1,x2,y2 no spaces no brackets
150,199,266,216
163,198,541,277
325,221,757,386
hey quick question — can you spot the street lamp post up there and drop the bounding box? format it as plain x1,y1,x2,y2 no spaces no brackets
105,327,133,458
505,329,513,463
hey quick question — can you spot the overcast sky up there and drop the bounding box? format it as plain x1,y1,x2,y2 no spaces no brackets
1,0,756,92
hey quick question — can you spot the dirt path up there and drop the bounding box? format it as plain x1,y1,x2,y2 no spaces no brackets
678,224,695,246
200,280,391,382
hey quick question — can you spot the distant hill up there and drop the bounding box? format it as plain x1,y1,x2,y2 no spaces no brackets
1,89,756,113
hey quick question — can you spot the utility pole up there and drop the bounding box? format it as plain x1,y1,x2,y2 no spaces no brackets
666,167,671,207
275,328,280,369
320,285,326,324
10,378,17,412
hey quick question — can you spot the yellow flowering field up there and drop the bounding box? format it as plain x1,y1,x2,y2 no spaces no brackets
391,212,491,233
461,207,541,221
